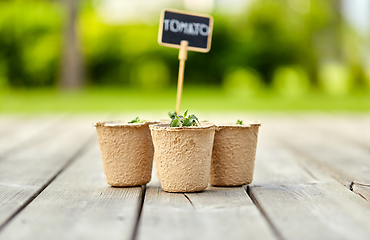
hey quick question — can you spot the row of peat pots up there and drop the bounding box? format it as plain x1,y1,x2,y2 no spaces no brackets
94,120,260,193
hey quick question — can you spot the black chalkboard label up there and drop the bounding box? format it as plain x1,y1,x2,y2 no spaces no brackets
158,9,213,53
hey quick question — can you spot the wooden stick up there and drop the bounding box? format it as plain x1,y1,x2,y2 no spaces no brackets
176,40,188,115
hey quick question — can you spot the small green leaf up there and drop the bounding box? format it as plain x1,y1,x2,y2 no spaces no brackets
129,117,140,123
189,115,200,125
236,119,243,125
168,111,177,119
129,117,146,123
191,119,198,126
183,118,191,126
170,118,180,127
167,110,200,127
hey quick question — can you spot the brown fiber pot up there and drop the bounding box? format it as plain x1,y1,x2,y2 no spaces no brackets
150,124,216,193
209,122,261,186
94,121,158,187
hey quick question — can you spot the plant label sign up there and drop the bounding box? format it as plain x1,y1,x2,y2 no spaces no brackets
158,9,213,53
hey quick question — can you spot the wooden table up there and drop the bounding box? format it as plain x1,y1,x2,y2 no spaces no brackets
0,113,369,240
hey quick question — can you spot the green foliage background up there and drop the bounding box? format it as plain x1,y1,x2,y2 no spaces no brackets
0,0,63,88
0,0,369,112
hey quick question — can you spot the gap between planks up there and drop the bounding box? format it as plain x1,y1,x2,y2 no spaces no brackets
248,182,370,240
134,160,278,240
246,186,284,240
131,185,146,240
350,181,370,201
301,115,370,202
274,134,370,202
249,121,370,239
0,136,94,232
262,117,370,202
0,114,111,229
0,139,143,240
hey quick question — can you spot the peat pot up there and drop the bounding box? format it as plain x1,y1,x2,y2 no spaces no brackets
209,122,261,186
94,121,157,187
150,123,216,193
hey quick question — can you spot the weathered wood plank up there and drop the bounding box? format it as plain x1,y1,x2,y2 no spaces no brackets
248,116,370,239
0,115,101,227
262,117,370,188
2,113,368,240
352,182,370,201
143,115,365,240
137,185,277,240
138,149,277,240
0,114,64,156
253,117,351,186
301,114,370,150
249,183,370,240
0,141,142,240
252,128,322,186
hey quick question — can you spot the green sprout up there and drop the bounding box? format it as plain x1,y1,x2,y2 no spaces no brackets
168,110,200,127
236,119,243,125
129,117,146,123
168,111,177,120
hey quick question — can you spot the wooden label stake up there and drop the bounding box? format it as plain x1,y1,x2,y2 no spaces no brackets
176,40,188,114
158,9,213,115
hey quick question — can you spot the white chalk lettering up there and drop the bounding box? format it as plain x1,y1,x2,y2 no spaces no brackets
188,23,195,35
164,19,170,31
180,22,189,34
163,19,209,36
199,23,209,36
170,19,181,32
193,23,200,35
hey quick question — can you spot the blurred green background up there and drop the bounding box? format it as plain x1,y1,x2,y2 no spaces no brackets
0,0,369,112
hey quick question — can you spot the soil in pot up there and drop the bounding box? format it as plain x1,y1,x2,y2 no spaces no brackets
94,121,158,187
209,122,261,186
150,123,216,193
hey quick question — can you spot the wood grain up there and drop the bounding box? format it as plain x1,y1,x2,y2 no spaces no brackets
252,128,322,186
352,182,370,201
1,114,369,240
0,116,99,227
262,117,370,187
138,148,277,240
0,141,142,240
249,116,370,239
301,114,370,150
137,185,277,240
0,114,64,156
249,183,370,240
